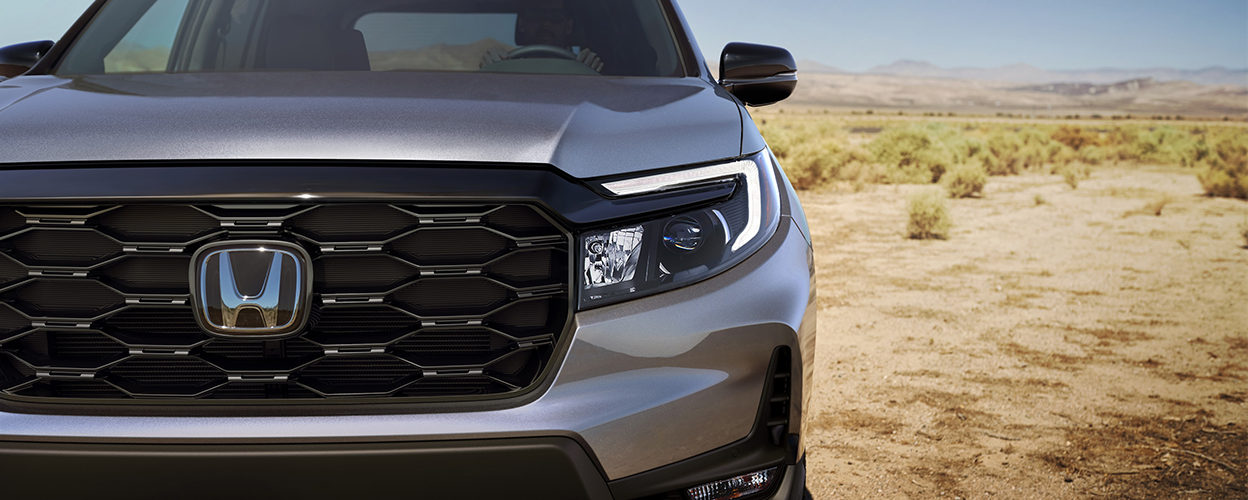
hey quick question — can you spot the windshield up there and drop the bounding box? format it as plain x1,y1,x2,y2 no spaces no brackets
56,0,684,77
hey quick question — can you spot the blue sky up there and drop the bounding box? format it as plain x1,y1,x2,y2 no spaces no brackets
3,0,1245,71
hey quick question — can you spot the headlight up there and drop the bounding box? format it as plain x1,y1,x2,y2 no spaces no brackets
578,149,781,309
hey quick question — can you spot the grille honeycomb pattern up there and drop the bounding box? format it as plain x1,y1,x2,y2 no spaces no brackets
0,204,569,402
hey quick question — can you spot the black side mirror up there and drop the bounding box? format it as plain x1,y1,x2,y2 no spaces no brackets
719,42,797,107
0,40,55,78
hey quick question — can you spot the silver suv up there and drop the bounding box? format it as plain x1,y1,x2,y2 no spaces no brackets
0,1,815,499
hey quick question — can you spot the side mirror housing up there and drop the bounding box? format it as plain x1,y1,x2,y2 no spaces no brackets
0,41,55,78
719,42,797,106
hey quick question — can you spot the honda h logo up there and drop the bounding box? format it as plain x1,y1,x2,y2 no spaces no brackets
218,251,285,329
190,241,312,338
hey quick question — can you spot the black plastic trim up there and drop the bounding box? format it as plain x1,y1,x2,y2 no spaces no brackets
0,160,735,229
0,436,613,500
658,0,700,78
26,0,106,76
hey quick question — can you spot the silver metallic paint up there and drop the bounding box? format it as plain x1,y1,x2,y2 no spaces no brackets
0,72,745,178
0,219,813,481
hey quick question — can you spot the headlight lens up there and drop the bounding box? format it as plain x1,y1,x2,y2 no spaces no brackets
578,149,781,309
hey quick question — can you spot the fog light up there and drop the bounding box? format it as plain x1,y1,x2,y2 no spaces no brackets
686,467,778,500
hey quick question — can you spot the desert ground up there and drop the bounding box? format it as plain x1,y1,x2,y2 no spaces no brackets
798,167,1248,499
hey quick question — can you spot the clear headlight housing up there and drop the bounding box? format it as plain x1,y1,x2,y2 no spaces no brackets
579,149,781,309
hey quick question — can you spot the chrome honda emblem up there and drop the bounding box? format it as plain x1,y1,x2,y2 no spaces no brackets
190,241,312,338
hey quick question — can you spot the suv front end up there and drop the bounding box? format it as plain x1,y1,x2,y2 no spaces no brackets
0,1,815,499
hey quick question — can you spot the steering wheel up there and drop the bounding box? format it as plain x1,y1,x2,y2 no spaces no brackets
506,44,578,61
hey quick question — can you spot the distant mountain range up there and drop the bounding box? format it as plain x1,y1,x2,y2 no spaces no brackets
796,59,1247,87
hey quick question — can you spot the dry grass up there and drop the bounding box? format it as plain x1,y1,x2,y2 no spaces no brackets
760,115,1248,199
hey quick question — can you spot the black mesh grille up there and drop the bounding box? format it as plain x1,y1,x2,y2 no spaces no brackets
98,205,219,241
103,308,205,338
314,255,415,292
393,278,510,316
11,230,122,266
291,205,418,241
200,338,322,360
108,357,225,389
0,208,23,233
312,307,417,337
393,329,504,355
485,206,558,237
48,331,127,359
98,256,191,292
8,280,123,316
487,249,561,286
391,229,509,264
17,381,129,399
300,356,419,390
0,307,27,335
0,255,25,286
204,384,270,399
490,350,535,377
398,377,509,397
489,299,552,335
0,203,568,403
4,355,36,377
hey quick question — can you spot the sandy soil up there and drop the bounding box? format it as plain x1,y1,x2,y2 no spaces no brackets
799,167,1248,499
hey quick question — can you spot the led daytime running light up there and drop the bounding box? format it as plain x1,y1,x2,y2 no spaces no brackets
600,160,755,196
600,159,761,252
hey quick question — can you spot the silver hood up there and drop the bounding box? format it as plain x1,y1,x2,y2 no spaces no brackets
0,71,745,178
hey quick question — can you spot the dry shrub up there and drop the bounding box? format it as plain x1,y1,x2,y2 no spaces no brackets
983,130,1048,175
1057,162,1089,189
1132,126,1198,165
756,117,1248,195
941,163,988,198
907,187,951,240
1078,145,1107,165
869,123,980,184
763,120,874,190
1034,194,1047,206
1051,125,1100,151
1240,218,1248,247
761,120,840,189
1195,136,1248,199
981,136,1020,175
1141,195,1174,216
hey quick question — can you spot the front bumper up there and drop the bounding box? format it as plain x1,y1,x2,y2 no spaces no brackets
0,215,815,497
0,439,806,500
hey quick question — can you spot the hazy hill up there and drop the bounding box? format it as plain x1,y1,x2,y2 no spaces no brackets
785,73,1248,117
864,59,1248,86
797,60,846,74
